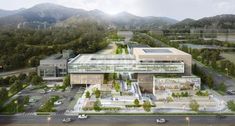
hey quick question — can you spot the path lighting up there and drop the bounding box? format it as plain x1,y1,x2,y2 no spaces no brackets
47,117,51,126
185,117,190,126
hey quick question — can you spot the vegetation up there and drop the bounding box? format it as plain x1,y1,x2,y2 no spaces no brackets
63,75,70,87
195,90,209,96
131,32,159,47
143,101,152,112
172,92,189,97
189,100,200,112
134,99,140,106
0,72,42,106
227,100,235,112
94,89,101,98
0,21,108,71
192,64,215,88
37,95,59,112
0,96,29,114
93,100,102,112
114,82,121,92
216,82,227,94
85,91,91,98
149,33,235,80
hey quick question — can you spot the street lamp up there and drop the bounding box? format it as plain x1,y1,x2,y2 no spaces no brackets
14,100,18,113
47,117,51,126
225,68,228,76
185,117,190,126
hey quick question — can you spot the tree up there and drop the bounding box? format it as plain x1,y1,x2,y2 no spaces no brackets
114,82,120,92
218,82,226,93
134,99,140,106
207,76,214,88
143,101,152,112
227,100,235,112
63,75,70,87
9,75,17,84
189,100,199,111
85,91,91,98
18,73,27,81
31,75,43,85
94,89,101,98
9,80,22,95
93,100,102,112
0,87,8,105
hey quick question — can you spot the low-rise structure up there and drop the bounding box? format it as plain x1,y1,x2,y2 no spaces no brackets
37,50,74,80
68,47,200,95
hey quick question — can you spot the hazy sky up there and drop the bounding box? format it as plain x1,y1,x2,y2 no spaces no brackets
0,0,235,20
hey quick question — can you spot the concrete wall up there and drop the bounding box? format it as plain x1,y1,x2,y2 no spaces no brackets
70,74,104,85
137,73,154,93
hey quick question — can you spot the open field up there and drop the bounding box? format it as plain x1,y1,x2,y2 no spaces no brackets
221,52,235,64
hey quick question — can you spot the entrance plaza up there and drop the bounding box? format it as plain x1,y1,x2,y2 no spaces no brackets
66,47,226,113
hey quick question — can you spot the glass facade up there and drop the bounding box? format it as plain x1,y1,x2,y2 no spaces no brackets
68,62,184,73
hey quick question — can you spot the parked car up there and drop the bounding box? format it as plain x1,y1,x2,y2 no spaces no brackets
156,118,167,124
62,118,72,123
78,114,88,119
54,101,62,105
40,90,46,94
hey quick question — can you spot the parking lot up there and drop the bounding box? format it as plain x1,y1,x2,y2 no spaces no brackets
19,85,85,113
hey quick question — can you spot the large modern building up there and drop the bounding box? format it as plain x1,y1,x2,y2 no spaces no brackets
37,50,74,80
68,47,200,93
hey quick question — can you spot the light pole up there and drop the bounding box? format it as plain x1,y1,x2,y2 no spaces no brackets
14,100,18,113
185,117,190,126
47,116,51,126
225,68,228,76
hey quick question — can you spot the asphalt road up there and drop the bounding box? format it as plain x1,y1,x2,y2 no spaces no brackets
0,67,36,78
0,115,235,126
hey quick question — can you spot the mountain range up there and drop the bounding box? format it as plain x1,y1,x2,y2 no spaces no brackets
0,3,234,30
0,3,178,29
171,14,235,29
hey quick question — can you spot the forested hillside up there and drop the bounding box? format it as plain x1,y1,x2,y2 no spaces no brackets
0,20,108,71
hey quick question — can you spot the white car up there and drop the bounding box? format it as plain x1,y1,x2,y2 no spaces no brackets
62,118,72,123
78,114,88,119
54,101,62,105
156,118,167,124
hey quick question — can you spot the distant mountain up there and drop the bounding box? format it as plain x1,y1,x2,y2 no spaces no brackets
0,9,24,17
0,3,178,29
171,15,235,29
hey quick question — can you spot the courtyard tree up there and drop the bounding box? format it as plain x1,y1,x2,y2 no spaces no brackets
94,89,101,98
134,99,140,106
143,100,152,112
114,82,120,92
63,75,70,87
93,99,102,112
85,91,91,98
189,100,200,111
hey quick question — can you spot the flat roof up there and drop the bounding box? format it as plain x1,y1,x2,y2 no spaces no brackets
133,48,191,56
70,54,137,65
143,49,172,53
